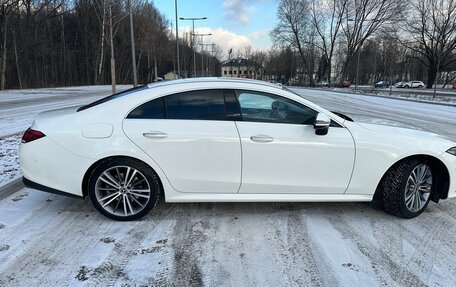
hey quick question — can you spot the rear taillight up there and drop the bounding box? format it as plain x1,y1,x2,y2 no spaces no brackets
22,128,46,143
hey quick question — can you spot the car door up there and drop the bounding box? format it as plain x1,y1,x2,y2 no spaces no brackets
123,89,242,193
235,90,356,194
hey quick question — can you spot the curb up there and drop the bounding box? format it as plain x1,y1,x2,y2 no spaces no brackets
0,178,24,201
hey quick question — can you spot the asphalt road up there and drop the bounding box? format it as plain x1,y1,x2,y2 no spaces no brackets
292,87,456,141
0,86,130,138
1,88,456,286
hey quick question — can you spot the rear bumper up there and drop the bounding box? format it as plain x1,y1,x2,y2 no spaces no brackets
23,177,82,198
20,136,95,197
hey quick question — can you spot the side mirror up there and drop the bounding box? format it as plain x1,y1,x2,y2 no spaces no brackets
314,113,330,135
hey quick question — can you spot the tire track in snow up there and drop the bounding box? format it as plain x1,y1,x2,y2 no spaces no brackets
321,204,428,286
0,196,97,285
266,209,326,287
82,201,178,286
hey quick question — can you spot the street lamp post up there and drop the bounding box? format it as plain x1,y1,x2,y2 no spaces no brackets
180,17,207,77
174,0,180,79
128,0,137,86
199,43,214,76
355,47,361,90
192,33,212,77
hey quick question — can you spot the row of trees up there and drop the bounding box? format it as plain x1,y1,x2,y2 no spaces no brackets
0,0,221,90
262,0,456,88
1,0,455,90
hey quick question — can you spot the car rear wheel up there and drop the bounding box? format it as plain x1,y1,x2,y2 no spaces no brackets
380,159,433,218
88,158,161,221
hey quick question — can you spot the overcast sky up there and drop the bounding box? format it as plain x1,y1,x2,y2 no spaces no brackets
154,0,278,56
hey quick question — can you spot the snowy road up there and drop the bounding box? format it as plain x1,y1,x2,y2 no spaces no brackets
1,88,456,286
0,86,130,138
292,87,456,141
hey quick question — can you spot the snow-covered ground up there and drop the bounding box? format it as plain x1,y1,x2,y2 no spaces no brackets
0,85,131,138
1,87,456,286
0,135,21,187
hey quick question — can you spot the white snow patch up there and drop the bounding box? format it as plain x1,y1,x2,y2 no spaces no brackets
307,213,381,286
0,134,21,186
0,85,131,137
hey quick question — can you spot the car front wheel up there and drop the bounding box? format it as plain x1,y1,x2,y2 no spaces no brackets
380,159,433,218
88,158,161,221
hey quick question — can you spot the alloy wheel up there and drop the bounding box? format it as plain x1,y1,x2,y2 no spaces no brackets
404,164,432,213
95,165,151,217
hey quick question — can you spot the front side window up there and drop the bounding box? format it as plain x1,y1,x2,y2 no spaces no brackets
237,90,317,125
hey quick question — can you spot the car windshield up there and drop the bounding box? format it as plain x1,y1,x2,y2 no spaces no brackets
77,85,148,112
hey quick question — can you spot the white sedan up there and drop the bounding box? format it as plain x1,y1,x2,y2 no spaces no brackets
20,78,456,220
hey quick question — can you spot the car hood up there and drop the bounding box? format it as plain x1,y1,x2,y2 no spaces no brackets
349,122,455,155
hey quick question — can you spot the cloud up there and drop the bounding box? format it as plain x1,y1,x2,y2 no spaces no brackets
248,29,271,43
223,0,258,25
180,26,251,54
177,26,272,58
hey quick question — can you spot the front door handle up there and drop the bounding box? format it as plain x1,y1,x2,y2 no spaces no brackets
143,131,168,138
250,135,274,143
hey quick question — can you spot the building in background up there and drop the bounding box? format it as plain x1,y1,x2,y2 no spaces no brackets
221,58,263,79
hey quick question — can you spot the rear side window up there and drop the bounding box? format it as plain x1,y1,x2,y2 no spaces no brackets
126,89,240,121
127,98,165,119
166,90,225,120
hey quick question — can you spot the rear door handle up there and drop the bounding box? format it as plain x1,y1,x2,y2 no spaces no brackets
250,135,274,143
143,131,168,138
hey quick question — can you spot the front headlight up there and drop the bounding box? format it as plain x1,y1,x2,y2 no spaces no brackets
447,147,456,156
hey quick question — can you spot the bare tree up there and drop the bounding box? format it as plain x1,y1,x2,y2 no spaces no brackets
0,0,19,90
271,0,317,86
311,0,348,86
339,0,404,83
401,0,456,88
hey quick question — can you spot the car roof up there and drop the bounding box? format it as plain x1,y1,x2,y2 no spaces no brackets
146,77,282,90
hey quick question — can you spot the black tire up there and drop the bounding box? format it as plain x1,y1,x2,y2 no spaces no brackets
88,158,161,221
380,159,433,219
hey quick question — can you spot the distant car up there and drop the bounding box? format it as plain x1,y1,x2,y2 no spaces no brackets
375,81,390,88
339,80,351,88
395,82,406,88
453,83,456,89
267,80,282,86
317,80,329,87
403,81,425,88
20,78,456,220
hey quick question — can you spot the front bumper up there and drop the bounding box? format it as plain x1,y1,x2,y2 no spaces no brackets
439,151,456,198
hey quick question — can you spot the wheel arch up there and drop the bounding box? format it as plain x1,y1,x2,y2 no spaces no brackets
374,154,450,203
81,155,165,199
